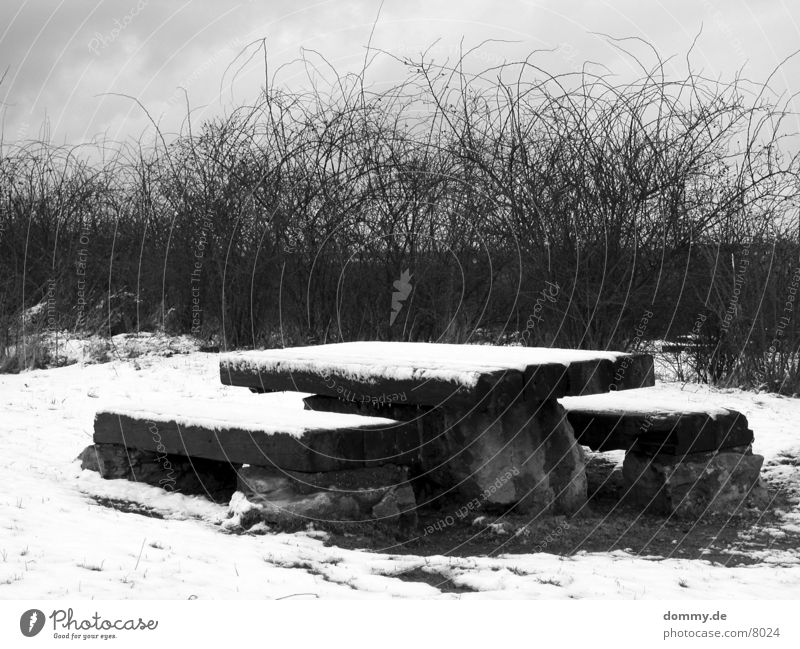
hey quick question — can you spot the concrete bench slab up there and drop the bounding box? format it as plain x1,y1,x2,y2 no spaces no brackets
220,342,654,407
93,397,420,472
560,394,753,455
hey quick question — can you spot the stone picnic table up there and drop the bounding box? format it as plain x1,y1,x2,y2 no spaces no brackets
219,342,654,515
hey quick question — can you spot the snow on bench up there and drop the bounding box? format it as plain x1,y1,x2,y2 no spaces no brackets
219,342,654,406
92,396,419,472
560,392,753,456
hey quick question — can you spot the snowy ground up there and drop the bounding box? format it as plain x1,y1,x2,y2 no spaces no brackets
1,350,799,599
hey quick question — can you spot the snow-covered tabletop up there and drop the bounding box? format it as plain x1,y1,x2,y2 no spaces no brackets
220,342,654,406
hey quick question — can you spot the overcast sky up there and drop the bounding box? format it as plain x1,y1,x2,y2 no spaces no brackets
1,0,799,146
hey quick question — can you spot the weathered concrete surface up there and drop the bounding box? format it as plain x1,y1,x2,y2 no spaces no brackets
79,443,238,502
222,342,655,406
303,394,421,421
622,445,769,517
566,406,753,454
94,409,419,472
230,464,417,532
417,399,587,515
304,394,587,515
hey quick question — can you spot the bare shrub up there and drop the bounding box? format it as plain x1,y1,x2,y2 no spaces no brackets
0,39,798,391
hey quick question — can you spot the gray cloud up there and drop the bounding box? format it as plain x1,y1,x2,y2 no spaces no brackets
0,0,797,145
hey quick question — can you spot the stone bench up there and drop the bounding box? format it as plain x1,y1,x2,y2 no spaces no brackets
563,399,754,455
81,397,418,530
560,394,768,517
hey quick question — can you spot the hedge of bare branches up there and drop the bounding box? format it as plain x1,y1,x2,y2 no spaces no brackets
1,42,799,391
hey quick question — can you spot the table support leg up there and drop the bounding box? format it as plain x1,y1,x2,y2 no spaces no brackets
421,398,587,515
303,393,588,515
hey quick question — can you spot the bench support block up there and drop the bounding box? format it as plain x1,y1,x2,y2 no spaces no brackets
78,443,238,502
622,445,769,517
228,464,417,532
